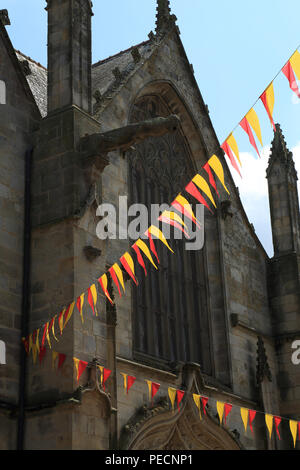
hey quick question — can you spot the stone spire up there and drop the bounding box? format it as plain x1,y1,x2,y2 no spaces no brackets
0,9,11,26
155,0,177,35
266,123,300,255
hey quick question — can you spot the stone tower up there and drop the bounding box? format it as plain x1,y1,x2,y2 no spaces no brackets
267,124,300,420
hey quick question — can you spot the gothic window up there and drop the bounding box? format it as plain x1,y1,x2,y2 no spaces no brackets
128,94,212,374
0,80,6,104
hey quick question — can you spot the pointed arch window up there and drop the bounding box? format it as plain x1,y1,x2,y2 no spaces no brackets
128,94,212,373
0,80,6,104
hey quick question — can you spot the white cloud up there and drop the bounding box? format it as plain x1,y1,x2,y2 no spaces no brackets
229,143,300,257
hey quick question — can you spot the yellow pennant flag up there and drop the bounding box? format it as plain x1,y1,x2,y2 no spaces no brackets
245,108,263,147
168,387,177,412
147,225,174,254
78,293,85,324
208,155,230,194
174,194,200,225
51,316,59,342
136,239,158,270
289,420,298,448
290,50,300,81
266,82,275,116
58,308,66,335
193,394,202,420
35,328,40,353
52,351,58,369
73,357,80,381
123,252,136,276
28,334,33,354
192,175,217,208
46,323,51,349
121,373,128,394
98,365,104,386
227,133,241,166
265,414,273,440
146,380,152,401
112,263,125,293
217,401,225,425
64,301,75,329
161,210,188,229
90,284,98,317
240,407,249,434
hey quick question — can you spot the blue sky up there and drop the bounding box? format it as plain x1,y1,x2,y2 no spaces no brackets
2,0,300,255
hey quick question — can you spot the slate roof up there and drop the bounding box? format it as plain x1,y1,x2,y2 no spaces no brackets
14,40,153,119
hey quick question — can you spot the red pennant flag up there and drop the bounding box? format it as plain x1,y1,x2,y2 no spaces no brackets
203,162,219,197
177,390,185,411
239,117,260,158
41,323,48,348
171,198,201,229
249,409,256,434
38,345,46,364
98,274,114,305
22,336,29,355
158,214,190,238
127,375,136,394
74,358,88,382
274,416,281,440
224,403,233,425
221,141,242,176
132,244,147,276
152,382,160,399
102,368,111,391
120,254,138,286
109,266,122,297
282,60,300,99
58,353,66,370
146,232,160,265
201,396,209,415
185,181,213,213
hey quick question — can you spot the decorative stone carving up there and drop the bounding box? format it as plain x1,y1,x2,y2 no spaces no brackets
19,60,31,76
256,336,272,384
220,200,233,220
83,245,102,262
0,9,10,26
131,47,141,64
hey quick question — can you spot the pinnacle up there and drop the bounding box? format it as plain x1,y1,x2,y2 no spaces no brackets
155,0,177,34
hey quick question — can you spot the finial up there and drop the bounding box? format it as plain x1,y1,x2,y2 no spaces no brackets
155,0,177,35
0,9,11,26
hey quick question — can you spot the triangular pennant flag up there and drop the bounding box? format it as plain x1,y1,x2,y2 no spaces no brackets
52,351,58,370
221,141,242,176
289,420,298,448
136,239,158,269
50,316,59,342
282,60,300,99
290,50,300,81
207,155,230,195
192,174,217,208
216,401,225,425
193,394,202,420
39,345,46,365
203,162,219,197
249,409,256,434
112,263,126,294
88,285,97,316
146,380,152,402
240,116,260,158
58,353,66,370
224,403,232,425
146,231,160,265
41,323,48,348
28,333,33,354
226,133,242,165
98,274,114,305
201,396,209,416
22,336,29,355
168,387,177,412
90,284,98,316
121,373,128,395
98,366,111,391
260,82,276,132
265,414,273,440
158,211,190,238
177,390,185,411
63,301,75,329
274,416,281,440
73,357,88,382
120,252,138,285
132,243,147,276
127,375,136,394
58,308,66,336
76,293,85,324
245,108,263,146
147,226,174,254
35,328,40,353
171,194,201,229
240,408,249,434
185,181,213,213
146,380,160,403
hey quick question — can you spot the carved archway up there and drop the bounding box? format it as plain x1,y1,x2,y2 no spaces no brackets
120,364,242,450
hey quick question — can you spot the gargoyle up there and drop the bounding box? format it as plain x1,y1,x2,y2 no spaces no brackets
79,114,180,172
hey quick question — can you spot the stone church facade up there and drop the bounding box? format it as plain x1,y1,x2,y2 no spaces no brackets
0,0,299,450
